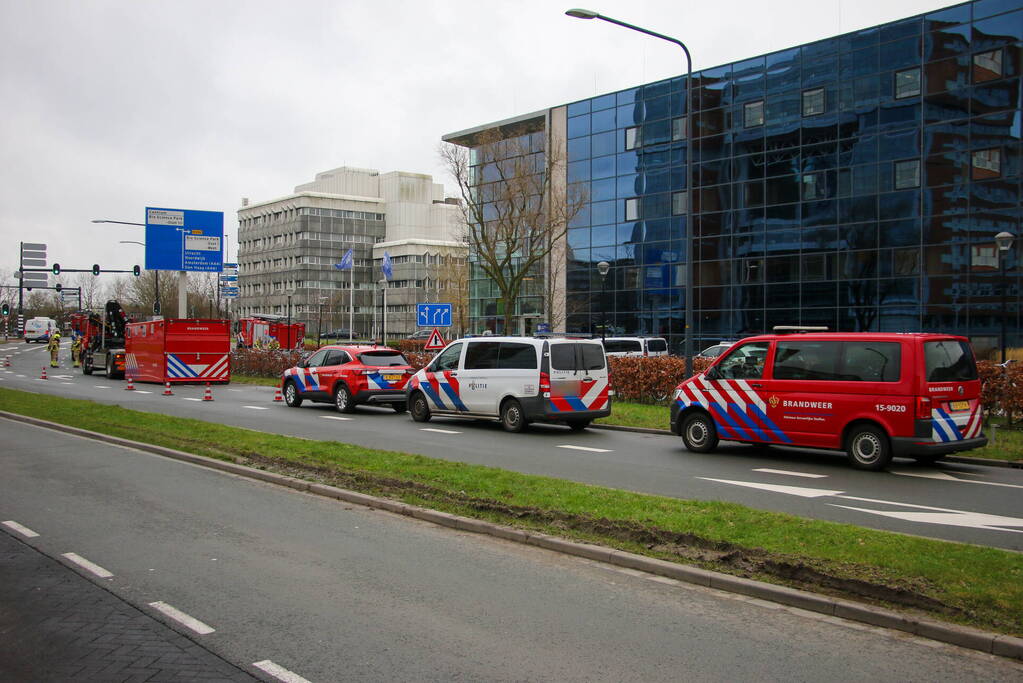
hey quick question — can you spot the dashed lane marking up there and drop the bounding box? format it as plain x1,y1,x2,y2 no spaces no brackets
93,386,111,389
320,415,352,421
148,601,215,634
61,382,73,385
182,397,203,402
253,660,312,683
134,390,153,394
753,468,828,479
889,468,1023,490
557,445,612,453
243,406,269,410
419,428,462,434
62,552,113,578
2,520,40,537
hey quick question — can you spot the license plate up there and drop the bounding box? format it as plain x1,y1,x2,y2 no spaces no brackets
950,400,970,411
383,374,402,381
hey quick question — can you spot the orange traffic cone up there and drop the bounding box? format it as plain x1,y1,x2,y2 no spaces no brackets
40,367,47,380
203,382,213,401
162,381,174,396
273,386,283,402
4,356,10,367
125,375,135,391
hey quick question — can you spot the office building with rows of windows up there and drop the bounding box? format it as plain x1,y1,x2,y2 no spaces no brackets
445,0,1022,358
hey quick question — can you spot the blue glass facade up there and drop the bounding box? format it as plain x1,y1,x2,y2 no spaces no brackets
559,0,1023,358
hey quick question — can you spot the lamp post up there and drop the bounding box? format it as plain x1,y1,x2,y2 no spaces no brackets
566,8,694,377
597,260,610,343
286,290,293,335
379,279,388,346
98,220,161,315
996,231,1015,363
317,296,327,348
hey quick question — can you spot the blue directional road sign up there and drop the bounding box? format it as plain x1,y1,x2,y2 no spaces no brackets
417,303,452,327
145,207,224,272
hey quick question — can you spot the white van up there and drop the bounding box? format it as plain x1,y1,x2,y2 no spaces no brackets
406,336,612,432
602,337,669,358
24,317,57,343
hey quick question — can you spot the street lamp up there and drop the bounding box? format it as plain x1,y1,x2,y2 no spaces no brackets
566,8,694,377
379,279,388,346
996,231,1015,363
317,296,327,348
597,261,610,343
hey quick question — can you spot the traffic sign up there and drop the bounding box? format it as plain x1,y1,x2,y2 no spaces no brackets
145,207,224,273
424,328,447,350
417,303,452,327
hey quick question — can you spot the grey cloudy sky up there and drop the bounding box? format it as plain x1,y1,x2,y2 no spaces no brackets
0,0,957,278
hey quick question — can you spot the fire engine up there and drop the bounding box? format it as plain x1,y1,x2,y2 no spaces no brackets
81,301,129,378
238,314,304,349
281,344,412,412
125,318,231,384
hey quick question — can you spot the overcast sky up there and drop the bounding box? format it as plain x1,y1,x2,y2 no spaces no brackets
0,0,959,281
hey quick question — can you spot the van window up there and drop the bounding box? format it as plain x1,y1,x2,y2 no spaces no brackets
647,338,667,352
433,343,462,371
716,342,769,379
604,339,642,354
581,344,605,370
925,340,978,382
841,342,901,382
498,342,537,370
464,342,500,370
551,343,606,371
773,341,841,381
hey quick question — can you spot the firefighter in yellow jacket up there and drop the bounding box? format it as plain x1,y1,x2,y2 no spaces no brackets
71,334,83,367
46,332,61,368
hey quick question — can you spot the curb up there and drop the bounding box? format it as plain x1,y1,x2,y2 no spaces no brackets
591,423,1023,468
2,409,1021,662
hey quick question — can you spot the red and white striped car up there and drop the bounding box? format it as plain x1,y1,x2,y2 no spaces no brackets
281,345,413,413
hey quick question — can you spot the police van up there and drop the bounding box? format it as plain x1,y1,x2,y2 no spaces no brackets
670,330,985,470
602,336,669,357
406,336,612,432
24,317,57,343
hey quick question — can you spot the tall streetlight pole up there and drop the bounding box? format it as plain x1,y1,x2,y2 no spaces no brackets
317,296,327,348
597,261,610,343
996,231,1015,363
95,220,160,315
566,8,694,376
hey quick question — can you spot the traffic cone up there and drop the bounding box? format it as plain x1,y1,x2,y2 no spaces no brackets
162,381,174,396
40,367,47,380
125,376,135,391
4,356,10,367
203,382,213,401
273,386,283,402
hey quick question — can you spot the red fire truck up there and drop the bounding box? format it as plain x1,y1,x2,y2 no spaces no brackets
238,315,305,349
125,318,232,384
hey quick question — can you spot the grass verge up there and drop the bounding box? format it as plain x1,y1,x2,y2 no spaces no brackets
1,387,1020,636
229,375,280,387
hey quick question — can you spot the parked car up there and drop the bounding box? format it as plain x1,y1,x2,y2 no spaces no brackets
602,337,669,358
406,336,612,432
670,330,985,470
407,330,433,340
697,342,736,358
281,344,413,413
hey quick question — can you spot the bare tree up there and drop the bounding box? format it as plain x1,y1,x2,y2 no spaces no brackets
441,128,586,333
71,273,105,311
437,254,470,337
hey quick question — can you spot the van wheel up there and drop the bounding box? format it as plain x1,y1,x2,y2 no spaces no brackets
410,392,431,422
846,425,892,471
566,419,591,431
500,399,527,433
283,380,303,407
681,412,718,453
334,384,356,413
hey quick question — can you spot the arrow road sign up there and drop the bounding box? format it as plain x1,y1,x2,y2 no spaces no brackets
417,303,452,327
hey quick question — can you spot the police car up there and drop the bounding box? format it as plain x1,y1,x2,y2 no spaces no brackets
281,344,414,413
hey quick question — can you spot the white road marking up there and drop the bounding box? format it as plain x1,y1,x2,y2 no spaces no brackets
889,468,1023,490
182,397,203,402
753,468,827,479
16,374,25,377
420,428,461,434
134,390,152,394
148,601,215,634
2,520,40,537
93,386,110,389
228,389,243,392
698,478,844,498
253,660,312,683
61,382,73,385
320,415,352,421
830,504,1023,533
243,406,270,410
557,444,612,453
62,552,113,578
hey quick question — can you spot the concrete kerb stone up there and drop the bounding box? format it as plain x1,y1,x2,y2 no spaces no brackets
1,408,1020,662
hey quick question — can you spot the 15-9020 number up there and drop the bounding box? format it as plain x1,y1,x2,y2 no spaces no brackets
875,404,907,413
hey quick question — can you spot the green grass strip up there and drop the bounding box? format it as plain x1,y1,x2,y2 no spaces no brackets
3,385,1019,636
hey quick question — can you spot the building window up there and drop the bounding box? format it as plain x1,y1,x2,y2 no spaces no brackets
894,159,920,189
672,117,688,141
894,248,920,276
625,197,640,221
972,148,1002,179
802,172,825,200
802,88,825,117
974,49,1003,83
625,126,642,150
894,68,921,99
744,100,765,128
672,191,689,215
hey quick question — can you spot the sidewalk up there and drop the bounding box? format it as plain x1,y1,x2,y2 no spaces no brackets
0,531,256,682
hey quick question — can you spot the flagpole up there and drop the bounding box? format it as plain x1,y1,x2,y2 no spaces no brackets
349,265,354,342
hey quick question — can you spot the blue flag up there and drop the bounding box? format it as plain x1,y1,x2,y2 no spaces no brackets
382,251,393,280
334,248,353,270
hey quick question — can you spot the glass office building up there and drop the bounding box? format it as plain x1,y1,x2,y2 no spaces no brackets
447,0,1022,358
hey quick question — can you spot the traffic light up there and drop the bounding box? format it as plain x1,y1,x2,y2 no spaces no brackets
52,263,61,275
92,264,100,276
55,284,62,292
133,265,141,277
1,302,9,316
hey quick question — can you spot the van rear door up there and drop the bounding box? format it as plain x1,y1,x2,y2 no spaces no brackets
921,338,983,442
547,341,609,412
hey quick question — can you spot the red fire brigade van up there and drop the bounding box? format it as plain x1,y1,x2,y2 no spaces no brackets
280,344,413,413
670,331,985,470
238,315,305,349
125,319,232,384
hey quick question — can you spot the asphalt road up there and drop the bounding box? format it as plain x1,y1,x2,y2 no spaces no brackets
2,340,1023,551
4,424,1020,681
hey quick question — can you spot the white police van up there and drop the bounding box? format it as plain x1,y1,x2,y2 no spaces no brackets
602,336,669,357
406,336,612,432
